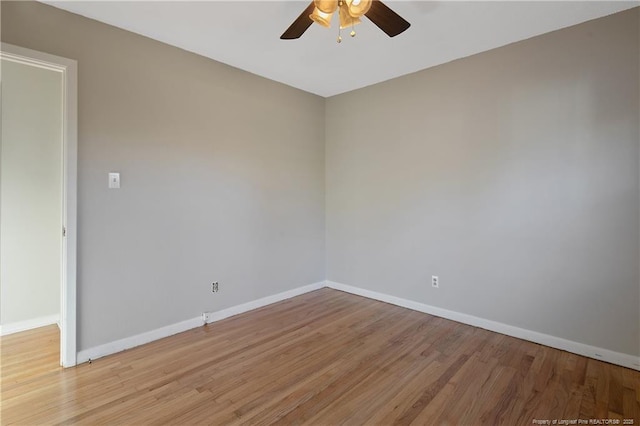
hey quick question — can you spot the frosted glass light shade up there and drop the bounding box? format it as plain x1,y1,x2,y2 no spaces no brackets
314,0,338,14
309,7,333,28
339,4,361,29
346,0,372,17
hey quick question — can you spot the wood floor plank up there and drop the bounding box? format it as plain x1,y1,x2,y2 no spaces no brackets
1,288,639,425
609,367,625,415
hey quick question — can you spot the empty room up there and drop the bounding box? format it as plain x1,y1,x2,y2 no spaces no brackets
0,0,638,424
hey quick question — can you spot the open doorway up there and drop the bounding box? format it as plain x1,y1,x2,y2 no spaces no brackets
0,43,77,367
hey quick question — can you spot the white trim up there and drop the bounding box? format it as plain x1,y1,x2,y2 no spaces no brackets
326,281,640,371
1,43,78,368
0,315,60,336
77,316,204,364
76,281,325,364
69,279,640,370
203,281,326,324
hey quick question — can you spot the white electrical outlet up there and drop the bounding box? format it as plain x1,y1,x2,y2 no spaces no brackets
432,275,439,288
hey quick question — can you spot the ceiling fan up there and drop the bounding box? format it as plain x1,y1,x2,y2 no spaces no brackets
280,0,410,41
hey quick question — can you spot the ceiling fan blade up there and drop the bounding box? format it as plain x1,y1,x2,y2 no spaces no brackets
365,0,410,37
280,2,316,40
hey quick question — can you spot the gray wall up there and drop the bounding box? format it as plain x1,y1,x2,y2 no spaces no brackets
1,59,62,326
326,8,639,356
1,1,326,350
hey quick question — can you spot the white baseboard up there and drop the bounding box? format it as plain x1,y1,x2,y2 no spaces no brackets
75,280,639,371
203,281,325,324
326,281,640,371
77,316,203,364
0,314,60,336
77,281,325,364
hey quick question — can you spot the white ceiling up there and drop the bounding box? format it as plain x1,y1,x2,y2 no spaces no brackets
46,1,638,97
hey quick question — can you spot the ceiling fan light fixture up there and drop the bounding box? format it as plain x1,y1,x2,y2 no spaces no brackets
314,0,338,14
346,0,372,18
280,0,410,40
309,7,333,28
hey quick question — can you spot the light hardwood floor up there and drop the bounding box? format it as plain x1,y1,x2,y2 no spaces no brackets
1,288,639,425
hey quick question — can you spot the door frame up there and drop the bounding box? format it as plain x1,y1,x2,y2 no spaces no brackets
1,43,78,367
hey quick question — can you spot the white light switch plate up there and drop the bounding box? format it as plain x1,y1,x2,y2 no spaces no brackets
108,172,120,189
